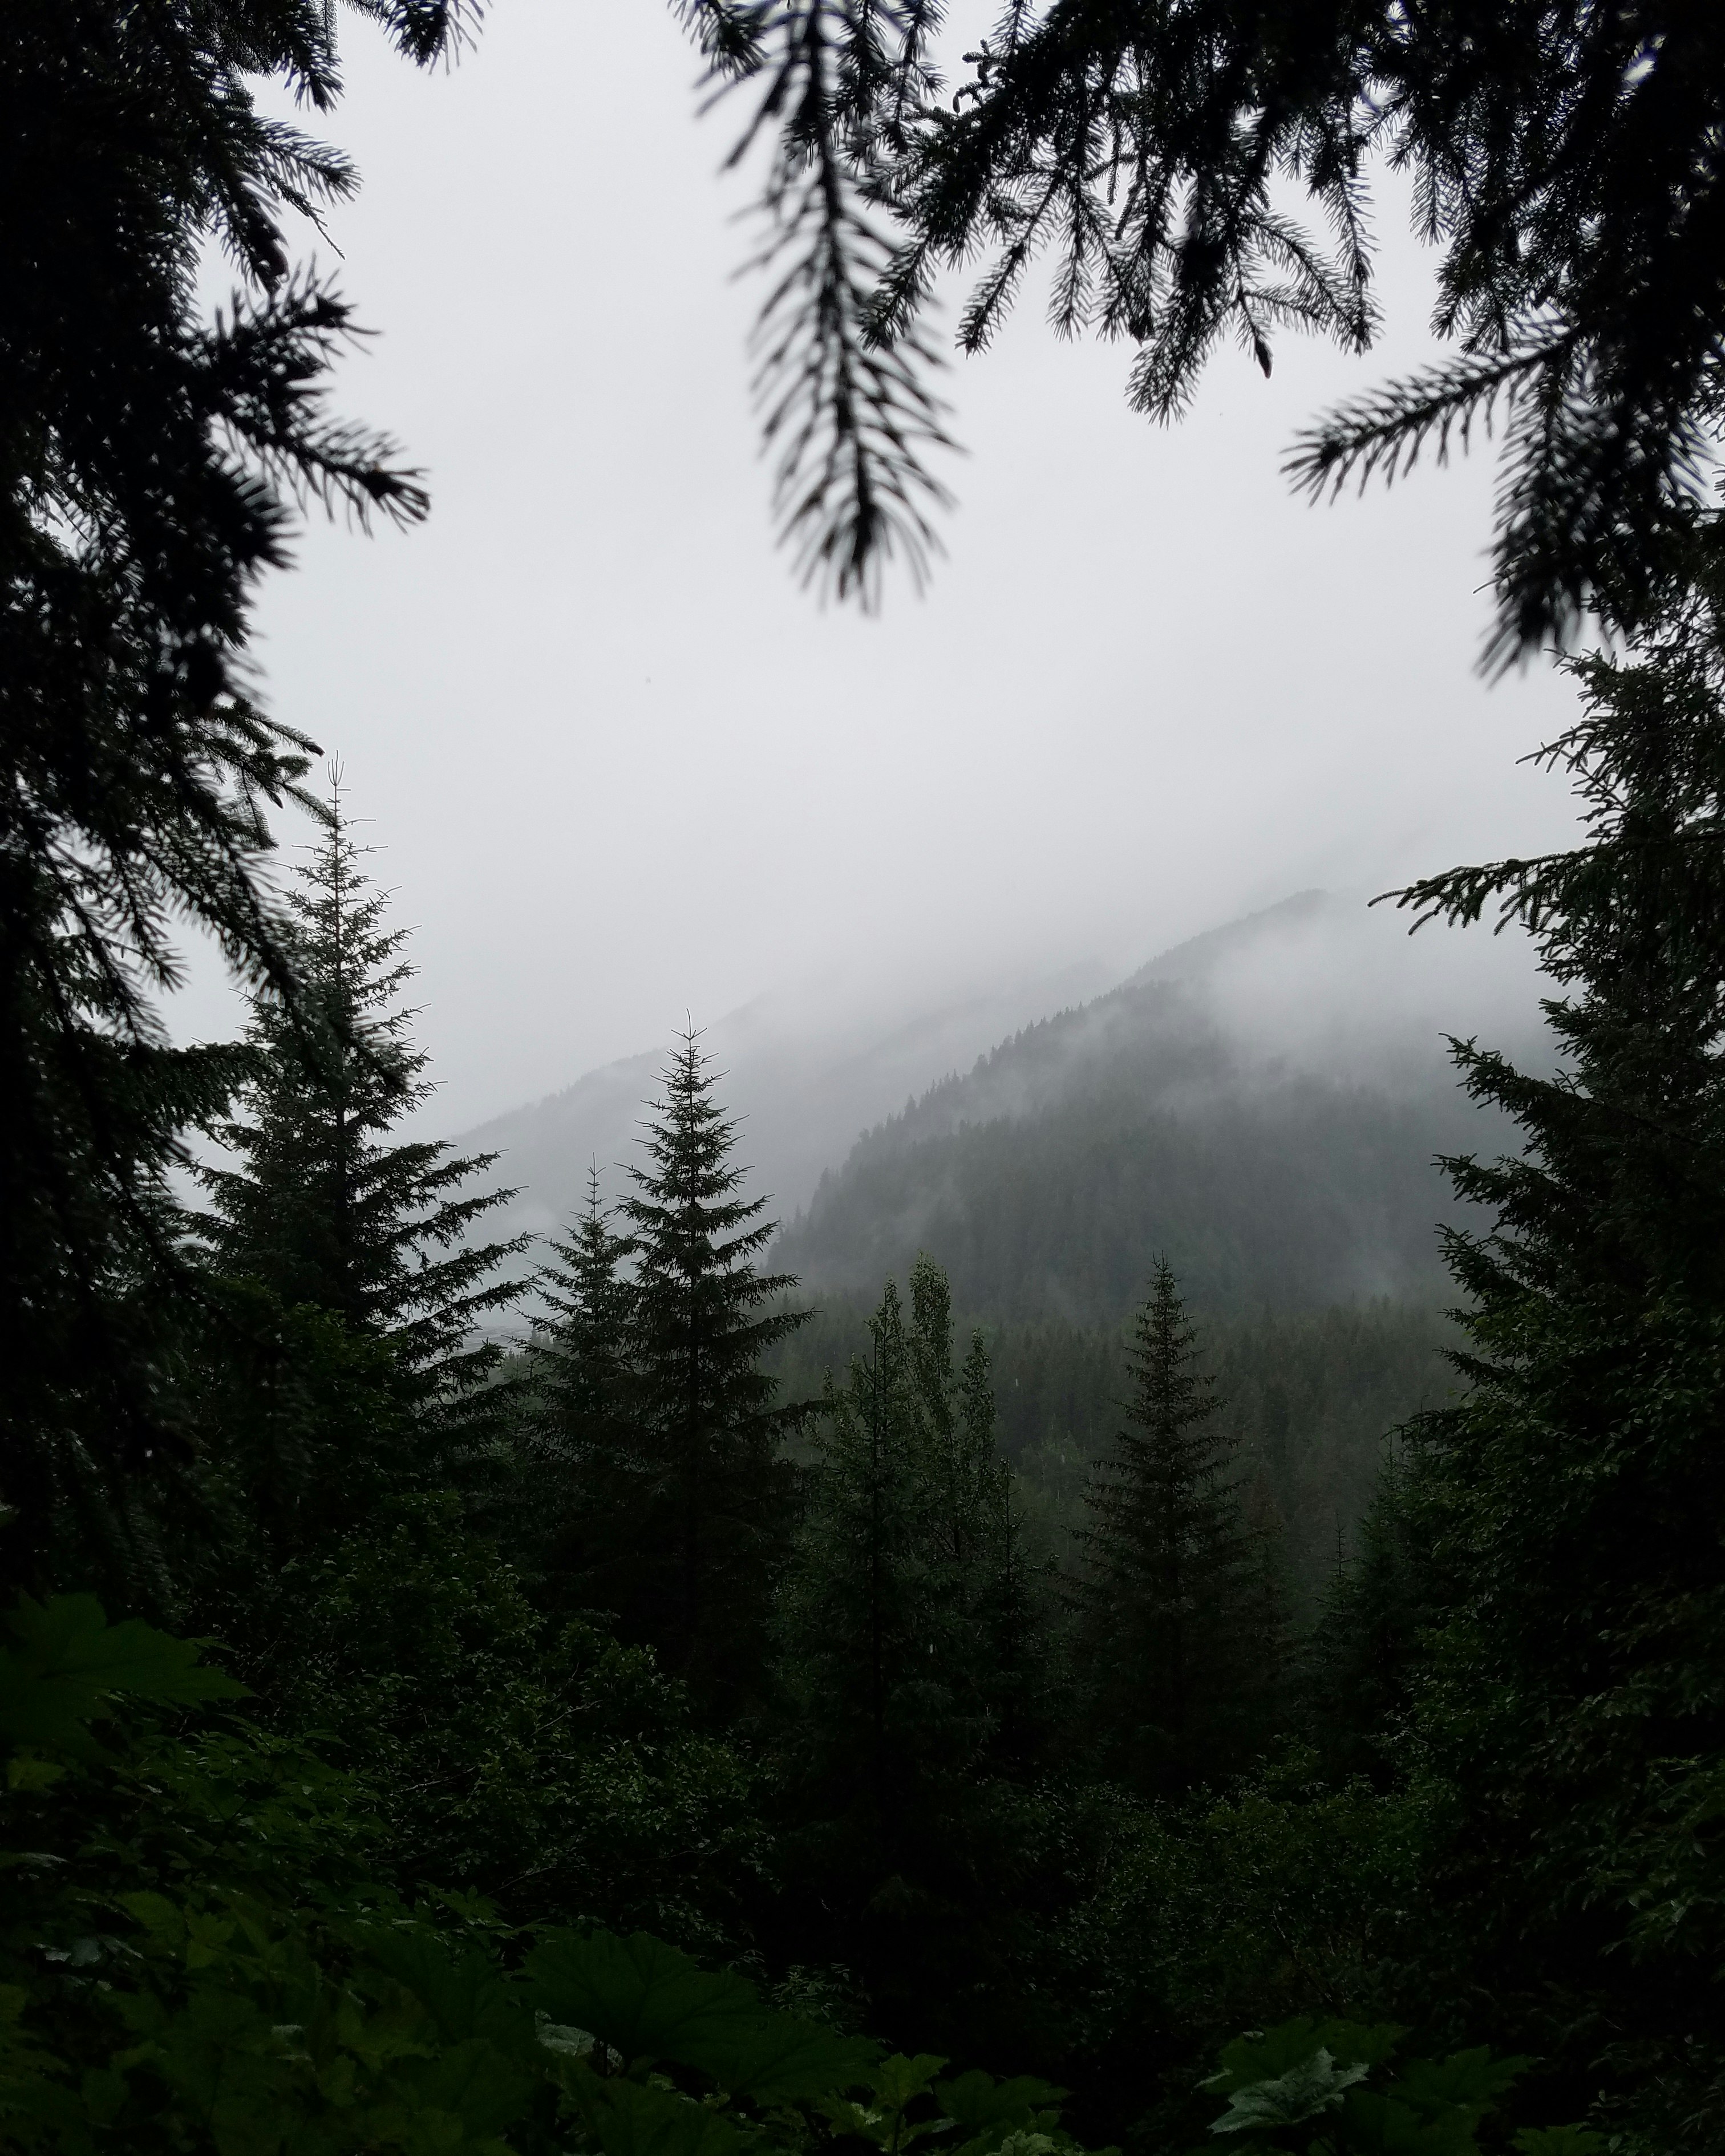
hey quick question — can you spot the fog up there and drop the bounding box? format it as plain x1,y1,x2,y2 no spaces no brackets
465,887,1553,1275
175,0,1586,1181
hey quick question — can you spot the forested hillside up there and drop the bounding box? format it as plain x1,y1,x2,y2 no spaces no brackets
778,898,1526,1319
456,956,1114,1254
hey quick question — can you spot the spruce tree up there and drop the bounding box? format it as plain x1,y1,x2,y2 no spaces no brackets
1,2,462,1592
962,1331,1056,1777
1076,1259,1283,1796
520,1164,641,1615
197,775,525,1480
1300,1455,1429,1785
910,1259,1000,1589
1381,589,1725,2138
774,1258,1057,2051
783,1260,1051,1793
616,1028,806,1713
779,1278,942,1823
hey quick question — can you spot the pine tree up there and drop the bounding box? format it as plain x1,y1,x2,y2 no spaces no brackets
616,1028,806,1713
1,2,458,1593
520,1164,641,1615
910,1260,998,1588
779,1278,942,1823
1300,1454,1428,1785
963,1334,1056,1777
772,1259,1059,2054
772,1267,990,2041
1380,587,1725,2138
1076,1259,1283,1797
693,0,1725,660
197,774,525,1476
783,1262,1054,1793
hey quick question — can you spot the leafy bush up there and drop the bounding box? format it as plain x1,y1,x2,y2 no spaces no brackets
248,1495,766,1948
1193,2020,1601,2156
0,1595,1110,2156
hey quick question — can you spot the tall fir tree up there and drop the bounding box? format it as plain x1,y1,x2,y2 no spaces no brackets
773,1256,1058,2052
195,773,525,1530
910,1258,997,1588
1381,583,1725,2141
615,1028,806,1715
1299,1453,1430,1786
779,1277,944,1827
1075,1260,1285,1797
962,1332,1056,1777
519,1164,641,1615
0,0,483,1600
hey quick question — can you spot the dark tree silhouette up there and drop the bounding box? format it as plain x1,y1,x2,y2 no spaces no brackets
1076,1259,1283,1794
617,1030,807,1712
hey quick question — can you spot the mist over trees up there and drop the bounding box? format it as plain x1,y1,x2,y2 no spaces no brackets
4,5,1725,2154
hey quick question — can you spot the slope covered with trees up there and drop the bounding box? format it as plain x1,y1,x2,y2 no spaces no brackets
776,931,1517,1319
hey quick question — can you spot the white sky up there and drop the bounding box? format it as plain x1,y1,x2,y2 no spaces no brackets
197,0,1585,1133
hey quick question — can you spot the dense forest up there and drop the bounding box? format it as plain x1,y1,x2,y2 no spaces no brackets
768,1299,1456,1610
778,1044,1495,1318
5,6,1724,2156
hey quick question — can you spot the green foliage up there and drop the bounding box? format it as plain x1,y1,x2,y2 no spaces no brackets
0,0,453,1596
523,1929,876,2098
246,1495,766,1950
601,1029,808,1712
1,1594,1120,2156
1074,1263,1285,1798
1048,1756,1427,2114
0,1594,246,1756
1191,2019,1588,2156
198,775,525,1417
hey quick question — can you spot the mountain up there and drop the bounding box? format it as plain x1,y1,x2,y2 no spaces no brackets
458,890,1545,1320
772,891,1545,1320
455,954,1119,1261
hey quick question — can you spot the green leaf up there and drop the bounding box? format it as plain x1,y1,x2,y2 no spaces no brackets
1511,2133,1607,2156
1209,2049,1370,2135
1392,2050,1529,2126
6,1752,65,1793
359,1929,530,2053
0,1595,246,1751
523,1930,766,2079
994,2135,1057,2156
1205,2023,1399,2099
396,2036,535,2139
119,1891,188,1951
79,2066,129,2125
695,2013,879,2104
873,2055,950,2108
569,2069,756,2156
1338,2088,1488,2155
936,2072,1070,2131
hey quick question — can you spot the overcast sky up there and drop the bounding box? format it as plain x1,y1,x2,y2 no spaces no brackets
196,0,1585,1133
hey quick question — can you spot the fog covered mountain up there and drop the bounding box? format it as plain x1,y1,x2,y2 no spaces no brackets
776,890,1548,1319
461,889,1548,1316
455,954,1119,1257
